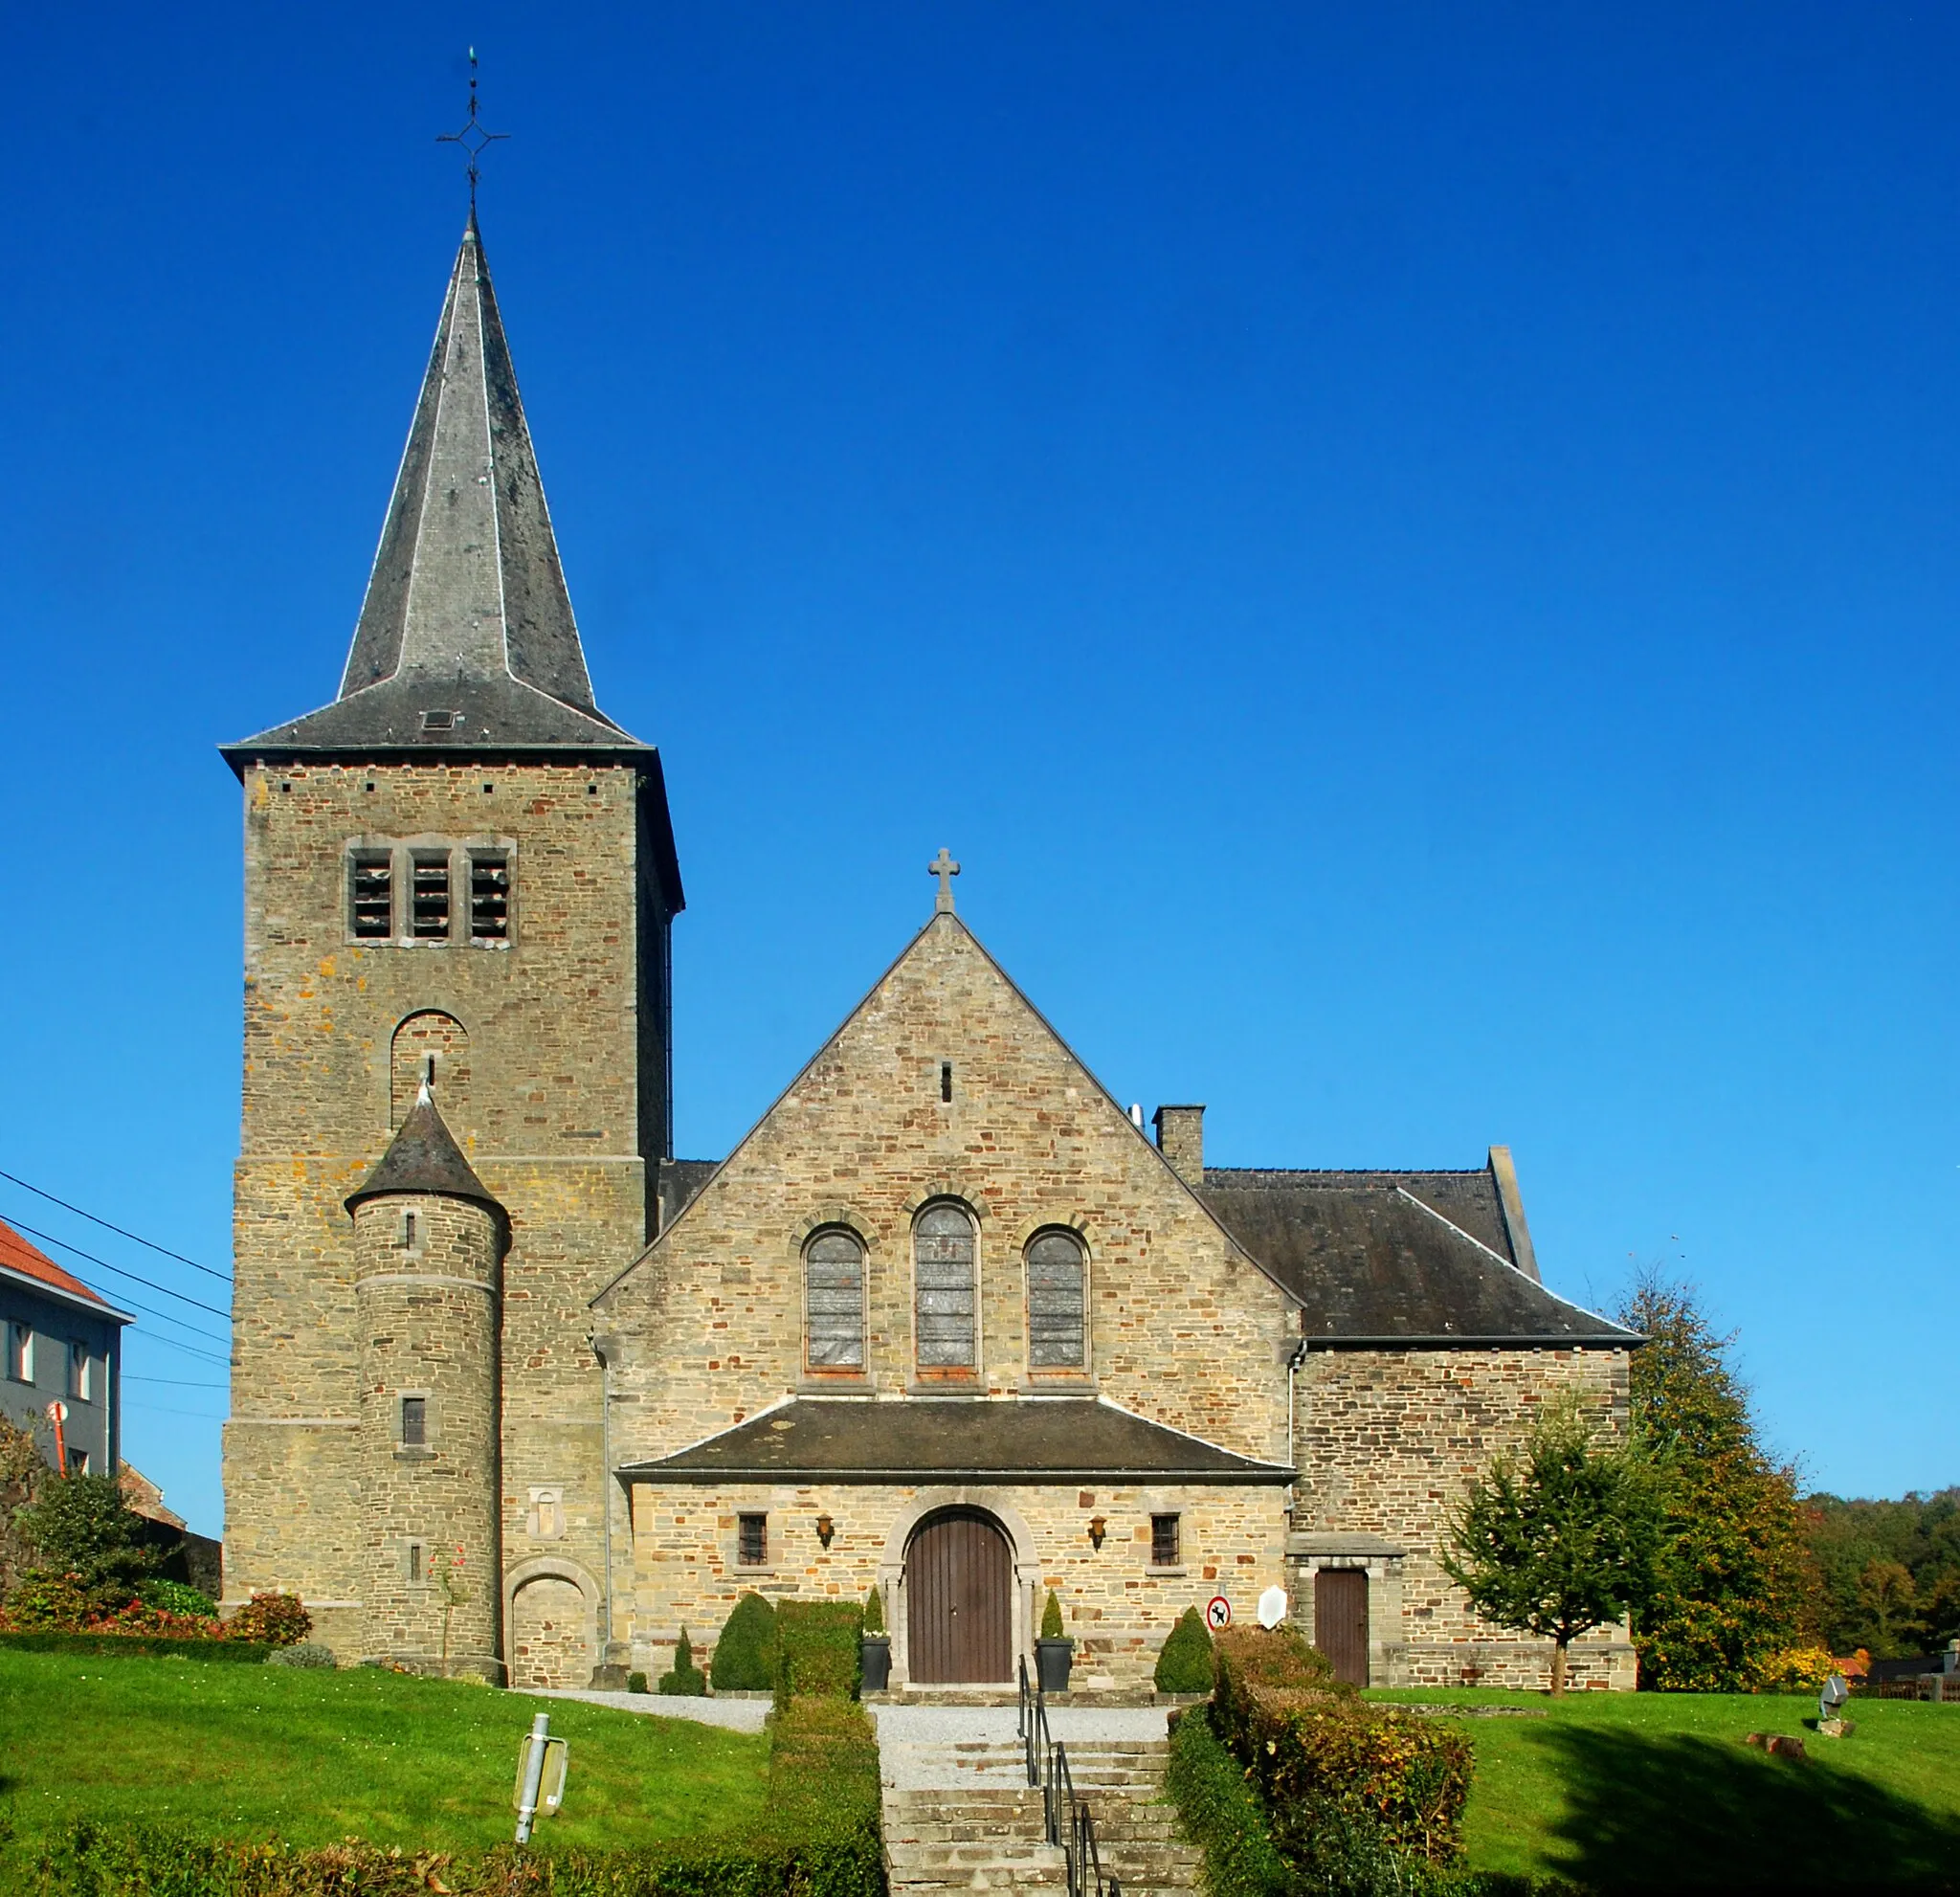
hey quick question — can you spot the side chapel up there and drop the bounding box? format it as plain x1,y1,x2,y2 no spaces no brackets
219,220,1639,1695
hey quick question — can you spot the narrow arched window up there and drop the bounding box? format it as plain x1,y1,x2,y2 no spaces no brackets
805,1229,866,1371
1027,1230,1086,1370
915,1203,977,1371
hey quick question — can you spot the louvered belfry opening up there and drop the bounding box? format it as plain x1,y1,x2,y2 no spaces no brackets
906,1506,1013,1684
411,853,451,939
469,851,509,942
350,852,392,938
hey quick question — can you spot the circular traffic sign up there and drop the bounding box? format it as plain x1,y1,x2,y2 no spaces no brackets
1206,1595,1232,1630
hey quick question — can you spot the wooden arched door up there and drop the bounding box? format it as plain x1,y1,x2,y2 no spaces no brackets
906,1507,1013,1683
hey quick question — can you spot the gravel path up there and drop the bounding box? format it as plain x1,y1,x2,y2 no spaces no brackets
510,1685,770,1732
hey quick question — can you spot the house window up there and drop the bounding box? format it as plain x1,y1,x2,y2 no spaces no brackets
1026,1230,1086,1370
400,1395,428,1447
350,850,392,938
68,1342,92,1402
65,1447,89,1476
915,1203,977,1371
805,1229,866,1371
469,851,510,943
411,853,452,940
1151,1513,1181,1567
738,1512,768,1566
7,1322,31,1384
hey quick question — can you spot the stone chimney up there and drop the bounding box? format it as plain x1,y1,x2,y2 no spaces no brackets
1152,1105,1206,1186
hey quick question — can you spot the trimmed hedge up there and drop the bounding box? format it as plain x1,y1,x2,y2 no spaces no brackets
1165,1707,1287,1897
0,1631,274,1664
710,1592,778,1692
773,1600,860,1709
659,1628,708,1697
1210,1626,1471,1867
1154,1607,1215,1694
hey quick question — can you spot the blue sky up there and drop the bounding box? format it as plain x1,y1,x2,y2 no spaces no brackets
3,4,1955,1537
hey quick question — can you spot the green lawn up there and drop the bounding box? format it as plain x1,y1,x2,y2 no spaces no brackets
0,1648,769,1856
1366,1686,1960,1889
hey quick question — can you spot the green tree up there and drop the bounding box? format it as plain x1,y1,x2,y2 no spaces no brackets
0,1413,52,1597
1617,1274,1815,1688
11,1469,155,1614
1443,1395,1663,1696
1857,1559,1918,1655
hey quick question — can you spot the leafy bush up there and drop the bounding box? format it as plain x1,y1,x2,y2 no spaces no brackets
1155,1605,1215,1693
710,1590,777,1691
136,1579,218,1620
1,1571,94,1630
0,1630,272,1662
265,1640,337,1669
1753,1642,1841,1692
628,1669,650,1694
774,1599,861,1707
658,1627,707,1696
1041,1590,1065,1640
11,1472,155,1616
1211,1624,1470,1867
1166,1705,1288,1897
862,1585,885,1636
226,1592,311,1647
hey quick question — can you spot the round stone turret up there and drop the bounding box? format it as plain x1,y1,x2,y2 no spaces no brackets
345,1082,506,1680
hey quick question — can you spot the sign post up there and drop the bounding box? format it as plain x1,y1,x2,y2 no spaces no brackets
1206,1595,1232,1631
512,1713,569,1842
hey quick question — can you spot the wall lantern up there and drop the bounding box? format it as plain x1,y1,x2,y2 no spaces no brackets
815,1513,835,1549
1087,1516,1107,1551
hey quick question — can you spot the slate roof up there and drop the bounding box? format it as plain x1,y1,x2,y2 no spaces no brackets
0,1216,131,1321
221,217,660,775
1198,1171,1636,1346
618,1398,1296,1484
345,1088,505,1222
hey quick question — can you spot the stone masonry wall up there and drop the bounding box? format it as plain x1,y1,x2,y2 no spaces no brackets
352,1194,502,1675
225,759,662,1680
623,1478,1289,1689
1290,1346,1636,1690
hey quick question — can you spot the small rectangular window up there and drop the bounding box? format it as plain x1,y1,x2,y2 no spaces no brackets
940,1060,953,1103
738,1512,768,1566
65,1447,88,1476
350,851,392,938
1151,1513,1181,1567
411,853,451,940
400,1395,428,1447
469,851,510,944
7,1322,31,1384
68,1342,91,1402
407,1540,426,1584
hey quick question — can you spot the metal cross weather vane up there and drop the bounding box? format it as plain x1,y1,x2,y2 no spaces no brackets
438,48,508,212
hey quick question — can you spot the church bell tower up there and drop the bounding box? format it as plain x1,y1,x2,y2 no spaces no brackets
218,216,681,1678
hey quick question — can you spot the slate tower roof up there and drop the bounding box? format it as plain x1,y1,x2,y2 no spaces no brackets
222,216,655,771
345,1082,506,1227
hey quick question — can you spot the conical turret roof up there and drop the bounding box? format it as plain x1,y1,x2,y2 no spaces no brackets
345,1082,505,1222
224,217,646,767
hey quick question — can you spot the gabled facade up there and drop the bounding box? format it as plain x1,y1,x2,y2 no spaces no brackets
1,1217,129,1479
223,222,1639,1694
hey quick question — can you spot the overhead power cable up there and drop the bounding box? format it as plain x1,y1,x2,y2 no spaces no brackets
0,1166,232,1284
124,1373,231,1390
128,1331,233,1369
0,1211,233,1326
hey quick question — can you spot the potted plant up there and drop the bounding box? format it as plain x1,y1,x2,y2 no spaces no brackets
860,1584,893,1692
1036,1589,1074,1693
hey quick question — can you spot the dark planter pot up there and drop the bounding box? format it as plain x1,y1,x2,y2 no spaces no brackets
860,1634,893,1692
1035,1638,1074,1694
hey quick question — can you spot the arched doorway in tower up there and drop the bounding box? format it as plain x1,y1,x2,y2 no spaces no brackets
906,1506,1013,1684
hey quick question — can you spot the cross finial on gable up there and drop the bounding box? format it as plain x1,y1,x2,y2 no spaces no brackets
928,848,961,915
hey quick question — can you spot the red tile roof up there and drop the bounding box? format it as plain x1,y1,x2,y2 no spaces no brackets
0,1216,108,1306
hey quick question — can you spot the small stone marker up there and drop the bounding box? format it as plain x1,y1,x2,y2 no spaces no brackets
1766,1734,1807,1760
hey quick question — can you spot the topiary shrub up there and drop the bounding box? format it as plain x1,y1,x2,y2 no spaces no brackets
710,1590,778,1691
136,1578,218,1620
225,1592,311,1647
659,1626,708,1696
264,1640,337,1669
862,1584,885,1636
1041,1590,1065,1639
1154,1605,1215,1693
628,1669,650,1694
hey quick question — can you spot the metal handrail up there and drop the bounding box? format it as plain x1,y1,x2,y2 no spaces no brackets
1017,1657,1116,1897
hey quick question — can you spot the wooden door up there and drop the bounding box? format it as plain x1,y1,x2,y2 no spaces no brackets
1314,1568,1370,1686
907,1508,1013,1683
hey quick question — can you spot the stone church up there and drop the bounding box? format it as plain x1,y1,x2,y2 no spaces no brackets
220,219,1639,1695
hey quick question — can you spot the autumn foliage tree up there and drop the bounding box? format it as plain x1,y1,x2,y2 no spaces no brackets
1443,1395,1663,1695
1616,1273,1813,1689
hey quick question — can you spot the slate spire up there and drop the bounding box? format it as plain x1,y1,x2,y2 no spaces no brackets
345,1079,506,1226
340,214,592,710
224,218,650,764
